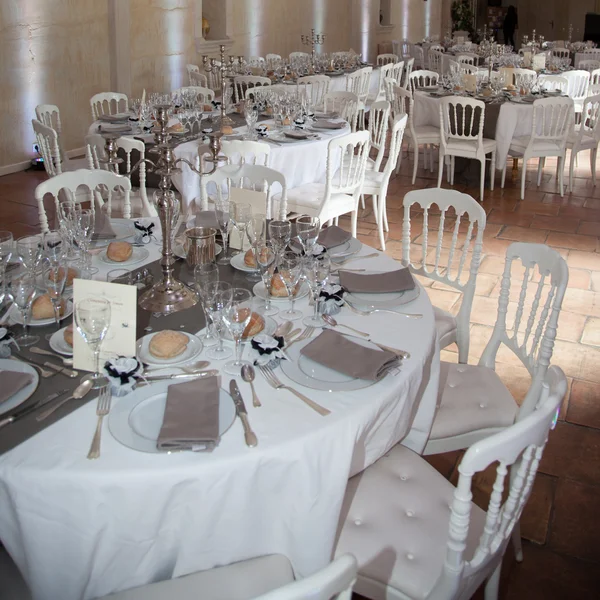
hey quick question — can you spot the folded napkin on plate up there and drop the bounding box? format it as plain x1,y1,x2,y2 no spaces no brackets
339,268,415,293
92,212,117,241
99,123,132,133
0,370,34,406
98,113,131,123
284,131,310,140
195,211,220,229
312,120,345,130
314,111,339,119
317,225,352,249
157,376,220,452
300,329,398,381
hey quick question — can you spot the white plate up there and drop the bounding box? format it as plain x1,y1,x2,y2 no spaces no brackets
346,285,421,308
91,222,135,247
98,246,150,266
108,380,236,453
222,314,277,341
270,132,317,144
173,242,222,260
0,359,40,416
327,237,363,261
137,331,204,367
49,326,73,356
252,281,309,303
280,335,381,391
230,252,258,273
11,300,74,327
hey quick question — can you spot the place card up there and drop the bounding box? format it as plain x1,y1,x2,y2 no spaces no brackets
500,67,515,87
72,279,137,372
521,50,532,68
532,54,546,71
462,73,477,93
229,187,268,250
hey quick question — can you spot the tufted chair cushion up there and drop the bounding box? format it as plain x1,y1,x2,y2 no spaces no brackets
335,445,486,599
432,306,456,348
429,361,517,441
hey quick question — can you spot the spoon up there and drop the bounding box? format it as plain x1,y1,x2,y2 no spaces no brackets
36,379,93,422
241,364,261,408
30,346,74,366
274,321,293,338
181,360,211,374
322,314,370,337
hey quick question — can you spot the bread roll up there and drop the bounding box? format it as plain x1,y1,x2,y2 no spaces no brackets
243,312,265,339
64,324,74,347
107,241,133,262
148,330,189,359
49,267,78,287
244,248,257,268
269,272,301,298
221,125,234,135
32,295,65,320
203,104,213,112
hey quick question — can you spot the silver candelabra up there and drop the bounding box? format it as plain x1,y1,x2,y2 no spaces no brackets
301,28,325,69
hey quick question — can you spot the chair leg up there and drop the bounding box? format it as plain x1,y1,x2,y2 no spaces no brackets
412,144,419,184
536,157,544,187
511,521,524,563
429,145,435,172
480,158,485,201
558,154,565,197
484,562,502,600
520,158,526,200
591,148,598,187
501,160,507,189
450,156,455,186
437,152,444,187
360,193,366,211
375,195,385,251
489,151,496,191
350,210,358,238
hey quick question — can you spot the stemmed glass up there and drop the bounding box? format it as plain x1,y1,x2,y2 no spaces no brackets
205,282,233,360
75,209,98,276
215,198,232,265
193,262,220,347
17,235,43,274
12,273,39,346
231,202,252,256
246,213,266,280
58,199,81,260
222,288,255,375
296,215,321,255
255,242,279,317
279,250,304,320
244,99,259,140
0,231,13,303
41,258,67,331
75,297,111,389
42,230,66,262
303,255,331,327
268,220,292,262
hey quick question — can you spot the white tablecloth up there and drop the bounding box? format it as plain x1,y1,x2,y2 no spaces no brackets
0,244,440,600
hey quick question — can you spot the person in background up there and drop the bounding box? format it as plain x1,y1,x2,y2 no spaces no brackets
503,6,518,49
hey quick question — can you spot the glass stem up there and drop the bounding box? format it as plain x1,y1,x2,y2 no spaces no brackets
263,274,272,310
234,335,242,364
22,308,29,339
221,229,228,258
53,301,61,331
93,344,101,377
0,265,5,301
313,289,320,318
290,295,296,314
217,326,224,352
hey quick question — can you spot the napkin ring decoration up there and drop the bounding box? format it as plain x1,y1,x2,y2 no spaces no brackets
319,283,345,316
0,327,18,358
133,220,155,245
250,334,285,366
103,356,143,396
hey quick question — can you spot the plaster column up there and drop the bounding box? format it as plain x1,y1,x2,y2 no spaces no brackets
108,0,131,96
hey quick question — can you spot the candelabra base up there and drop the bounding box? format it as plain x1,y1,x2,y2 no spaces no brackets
139,278,199,314
220,113,234,129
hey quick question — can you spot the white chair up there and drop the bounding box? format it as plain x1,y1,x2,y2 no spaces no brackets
438,96,497,201
204,62,221,92
95,554,357,600
456,54,476,65
552,47,570,60
220,140,271,166
373,63,396,101
565,94,600,192
90,92,129,120
362,114,408,250
233,76,271,104
34,104,80,168
289,51,310,61
428,49,444,75
266,53,282,65
563,70,590,116
408,70,439,93
366,100,390,171
248,56,266,67
323,91,359,132
399,39,412,59
413,45,424,69
200,163,287,220
402,188,486,362
501,96,574,199
297,75,330,110
274,130,370,234
335,365,567,599
345,67,372,129
537,74,569,93
582,48,600,59
377,53,398,65
186,64,208,87
402,57,415,89
591,68,600,86
424,241,568,455
576,59,600,72
459,63,479,76
511,68,537,87
35,168,132,233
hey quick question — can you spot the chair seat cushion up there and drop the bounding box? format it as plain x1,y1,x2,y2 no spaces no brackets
276,183,355,215
335,445,486,600
433,306,457,346
444,137,496,154
97,555,295,600
509,135,563,154
429,361,518,441
566,131,597,149
361,170,386,194
408,125,441,142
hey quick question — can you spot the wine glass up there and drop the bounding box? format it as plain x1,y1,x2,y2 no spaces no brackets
194,262,220,346
58,199,81,260
75,297,111,389
215,198,232,265
74,209,98,275
41,258,67,331
246,214,266,280
0,231,14,303
42,230,66,262
244,99,259,140
268,220,292,259
231,202,252,256
12,273,39,347
303,255,331,327
255,242,279,317
279,251,304,320
296,215,321,255
205,281,233,360
16,235,43,274
222,288,255,375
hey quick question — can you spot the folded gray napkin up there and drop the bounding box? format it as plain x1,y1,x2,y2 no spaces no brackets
195,211,219,229
314,111,339,119
300,329,398,381
98,113,131,123
92,212,117,240
339,268,416,293
99,123,132,133
317,225,352,249
0,370,34,406
312,120,345,130
284,131,310,140
157,376,220,452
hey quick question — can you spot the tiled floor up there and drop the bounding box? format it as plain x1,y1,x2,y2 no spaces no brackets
1,152,600,598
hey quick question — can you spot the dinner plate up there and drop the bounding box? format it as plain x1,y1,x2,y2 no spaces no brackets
173,242,222,260
0,359,40,416
98,246,150,266
222,314,277,341
137,331,204,367
10,300,74,327
253,281,309,303
230,252,258,273
270,132,317,144
327,237,363,261
108,380,236,453
49,326,73,356
280,335,381,391
345,285,421,309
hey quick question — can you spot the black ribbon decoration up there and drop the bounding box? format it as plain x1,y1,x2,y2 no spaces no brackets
104,357,141,385
250,335,284,356
134,221,155,238
320,286,345,303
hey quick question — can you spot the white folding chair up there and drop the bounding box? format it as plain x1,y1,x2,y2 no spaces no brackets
345,67,372,129
402,57,415,89
552,48,571,60
501,96,574,199
438,96,497,201
413,45,424,69
408,69,439,93
220,140,271,166
400,39,413,59
297,75,330,110
374,63,397,101
456,54,476,65
459,63,479,76
511,68,537,87
186,64,208,87
323,91,359,132
576,59,600,73
402,188,486,363
233,76,272,104
335,365,567,599
289,51,310,61
90,92,129,120
376,53,399,65
562,69,590,115
34,104,82,169
366,100,390,171
537,74,569,93
266,53,282,64
429,49,444,75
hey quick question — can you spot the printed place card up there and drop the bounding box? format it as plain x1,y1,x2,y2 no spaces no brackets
72,279,137,372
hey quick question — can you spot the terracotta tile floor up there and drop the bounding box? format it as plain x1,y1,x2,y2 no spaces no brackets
2,153,600,598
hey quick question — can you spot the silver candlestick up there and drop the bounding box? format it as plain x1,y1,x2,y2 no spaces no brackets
301,28,325,69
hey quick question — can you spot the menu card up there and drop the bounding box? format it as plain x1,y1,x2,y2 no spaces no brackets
462,73,477,93
72,279,138,372
532,54,546,71
229,187,268,250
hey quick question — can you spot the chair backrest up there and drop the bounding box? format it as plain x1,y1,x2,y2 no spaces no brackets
429,44,444,52
563,69,590,101
90,92,128,120
577,94,600,145
256,554,357,600
552,48,570,59
187,64,208,87
200,163,286,220
459,63,479,75
297,75,331,109
402,188,486,344
583,48,600,57
388,82,412,125
402,57,415,89
479,242,568,417
34,168,132,232
576,59,600,73
289,51,309,61
377,62,403,100
537,75,569,93
84,132,108,171
32,118,62,177
413,45,424,68
35,104,62,136
174,86,215,105
439,97,487,158
456,54,476,65
431,366,567,599
400,40,412,58
345,67,372,103
204,63,221,91
409,70,439,92
429,49,444,74
591,68,600,86
377,53,398,65
525,97,574,154
233,76,271,104
266,53,282,63
378,114,408,185
367,100,390,171
220,140,271,167
248,56,265,66
323,91,359,132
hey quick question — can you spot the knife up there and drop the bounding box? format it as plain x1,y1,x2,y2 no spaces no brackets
0,389,70,428
137,369,219,385
229,379,258,448
14,353,78,378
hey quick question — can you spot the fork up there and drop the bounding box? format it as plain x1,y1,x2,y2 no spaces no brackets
87,386,112,460
345,303,423,319
331,252,379,267
259,365,330,416
286,325,315,348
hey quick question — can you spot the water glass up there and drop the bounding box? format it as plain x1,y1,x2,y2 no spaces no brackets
43,230,66,262
75,297,111,389
268,220,292,258
244,100,259,140
215,198,232,265
58,199,81,260
296,215,320,255
279,251,304,320
194,262,220,346
231,202,252,255
222,288,254,375
0,231,14,303
303,255,331,327
76,209,98,275
12,273,39,346
41,258,67,331
255,242,278,316
205,281,233,360
17,235,43,274
246,214,266,280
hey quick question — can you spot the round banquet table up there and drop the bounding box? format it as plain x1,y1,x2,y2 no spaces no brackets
0,238,440,600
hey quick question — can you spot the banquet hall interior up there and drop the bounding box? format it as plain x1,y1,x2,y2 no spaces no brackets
0,0,599,599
